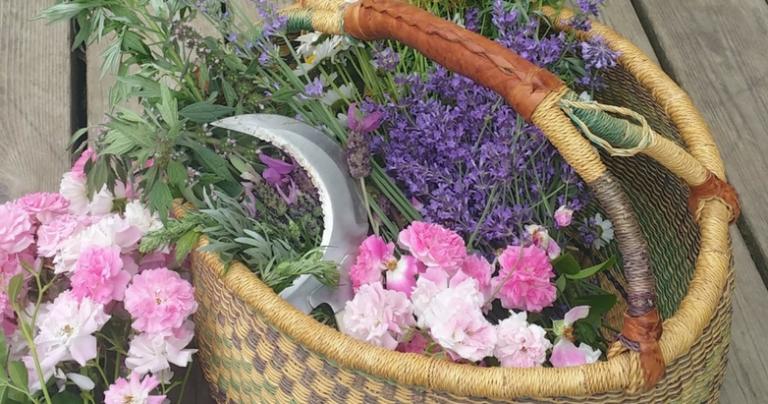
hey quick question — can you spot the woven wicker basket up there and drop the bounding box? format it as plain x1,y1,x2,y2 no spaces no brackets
187,2,740,402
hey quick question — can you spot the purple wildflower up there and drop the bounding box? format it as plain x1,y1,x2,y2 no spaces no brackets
301,77,324,99
227,32,238,43
577,0,605,16
347,103,383,134
464,7,480,32
580,36,619,70
260,153,298,204
372,47,400,72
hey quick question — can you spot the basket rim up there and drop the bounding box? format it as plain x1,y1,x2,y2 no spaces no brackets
191,9,733,399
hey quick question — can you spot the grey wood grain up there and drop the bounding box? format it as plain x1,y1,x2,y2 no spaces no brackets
0,0,71,201
600,1,768,402
633,0,768,281
725,229,768,403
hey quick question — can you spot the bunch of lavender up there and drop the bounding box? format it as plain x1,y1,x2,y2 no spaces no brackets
364,0,619,250
369,68,589,250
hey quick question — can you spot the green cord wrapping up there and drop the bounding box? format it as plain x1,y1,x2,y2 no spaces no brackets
560,91,653,156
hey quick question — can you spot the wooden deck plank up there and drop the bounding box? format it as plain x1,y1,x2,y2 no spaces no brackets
601,1,768,402
0,0,71,202
724,229,768,403
633,0,768,281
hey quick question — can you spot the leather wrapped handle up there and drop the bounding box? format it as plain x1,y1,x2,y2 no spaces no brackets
343,0,565,121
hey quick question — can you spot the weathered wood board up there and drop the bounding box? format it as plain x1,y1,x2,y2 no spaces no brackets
0,0,71,202
601,1,768,402
634,0,768,283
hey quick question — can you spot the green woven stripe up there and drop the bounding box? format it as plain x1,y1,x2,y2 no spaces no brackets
285,12,314,33
563,92,647,149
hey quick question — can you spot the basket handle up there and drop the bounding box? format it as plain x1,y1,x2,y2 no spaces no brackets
285,0,665,389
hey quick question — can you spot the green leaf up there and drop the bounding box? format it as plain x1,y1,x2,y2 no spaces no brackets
0,332,8,367
147,181,173,220
121,30,149,56
566,256,617,280
179,102,234,123
8,361,28,390
572,294,618,318
157,85,179,129
183,141,238,186
85,158,109,197
222,54,247,72
555,275,567,293
175,230,200,263
167,160,187,187
0,385,7,404
52,390,83,404
7,275,24,302
221,79,237,106
552,253,580,275
101,130,137,155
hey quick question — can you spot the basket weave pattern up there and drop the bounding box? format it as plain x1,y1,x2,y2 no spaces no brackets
186,8,736,403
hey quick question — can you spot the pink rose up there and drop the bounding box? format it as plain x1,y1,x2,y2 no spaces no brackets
124,268,197,334
36,214,85,257
451,254,494,300
494,311,551,368
554,205,574,228
71,148,95,179
349,235,396,291
104,373,165,404
71,245,132,304
525,224,561,259
17,192,70,224
550,305,601,367
385,255,423,297
0,203,34,254
341,282,415,350
398,221,467,274
494,245,556,312
420,279,495,362
397,332,430,354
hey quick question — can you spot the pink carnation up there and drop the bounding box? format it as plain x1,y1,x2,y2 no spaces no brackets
398,221,467,274
36,214,85,257
124,268,197,334
494,311,551,368
17,192,70,224
349,235,396,291
104,373,165,404
385,255,422,296
495,245,556,312
0,203,34,254
397,332,430,354
341,282,415,350
71,246,131,304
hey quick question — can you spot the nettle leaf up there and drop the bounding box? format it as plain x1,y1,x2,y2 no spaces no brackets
121,30,149,56
85,158,109,197
221,79,237,106
552,253,580,275
102,129,137,155
180,102,235,123
158,85,179,130
147,181,173,220
167,160,187,187
175,230,201,263
566,256,617,280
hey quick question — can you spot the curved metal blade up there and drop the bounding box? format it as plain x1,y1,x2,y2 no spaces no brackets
211,114,369,314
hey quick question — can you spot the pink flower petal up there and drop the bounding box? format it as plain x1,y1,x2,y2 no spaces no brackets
564,305,590,326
